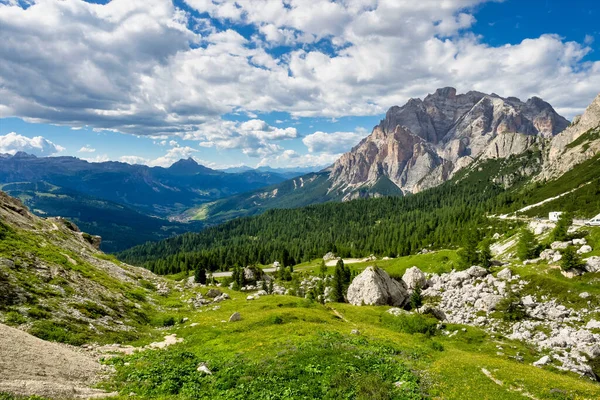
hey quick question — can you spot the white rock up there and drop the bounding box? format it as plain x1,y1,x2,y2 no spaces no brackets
246,295,255,301
347,266,409,306
496,268,512,280
584,256,600,273
474,294,503,312
466,266,488,278
228,312,241,322
552,253,563,263
573,238,587,246
551,241,571,250
577,245,592,254
402,266,427,293
533,355,551,367
579,292,590,299
197,363,212,374
387,307,407,316
585,319,600,329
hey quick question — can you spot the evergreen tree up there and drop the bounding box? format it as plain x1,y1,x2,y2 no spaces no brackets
319,259,328,277
268,279,274,294
459,229,479,268
551,212,572,242
479,239,493,269
516,228,539,261
561,246,584,271
194,267,207,285
261,279,268,292
331,259,346,302
231,266,244,290
410,284,423,311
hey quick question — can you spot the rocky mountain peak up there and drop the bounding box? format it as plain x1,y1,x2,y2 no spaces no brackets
328,88,570,197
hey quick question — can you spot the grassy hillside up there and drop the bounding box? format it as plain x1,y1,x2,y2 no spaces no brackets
1,182,204,252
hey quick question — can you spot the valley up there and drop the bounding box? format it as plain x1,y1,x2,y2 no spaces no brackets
1,91,599,400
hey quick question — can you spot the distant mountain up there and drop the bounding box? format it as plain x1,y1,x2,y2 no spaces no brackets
0,154,288,217
0,154,291,251
221,165,327,180
186,88,599,224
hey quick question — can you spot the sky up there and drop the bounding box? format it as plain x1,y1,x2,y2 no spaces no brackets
0,0,599,169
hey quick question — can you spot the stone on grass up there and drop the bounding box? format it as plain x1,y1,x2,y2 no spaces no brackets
205,288,223,298
197,363,212,374
577,245,592,254
533,356,551,367
496,268,512,280
584,257,600,273
228,312,241,322
347,266,408,306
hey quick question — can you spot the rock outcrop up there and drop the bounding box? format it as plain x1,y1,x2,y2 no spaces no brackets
328,88,569,197
540,92,600,180
347,266,408,306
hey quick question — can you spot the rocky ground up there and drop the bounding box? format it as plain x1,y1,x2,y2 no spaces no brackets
0,323,114,399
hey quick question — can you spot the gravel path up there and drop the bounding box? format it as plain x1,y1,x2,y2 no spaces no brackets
0,323,116,398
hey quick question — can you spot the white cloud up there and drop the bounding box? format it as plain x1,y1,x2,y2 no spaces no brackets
119,155,149,165
258,149,339,168
303,129,366,153
78,145,96,153
0,0,599,153
82,154,110,163
0,132,65,156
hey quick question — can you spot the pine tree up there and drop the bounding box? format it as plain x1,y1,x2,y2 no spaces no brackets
459,229,479,268
268,279,274,294
561,246,584,271
410,284,423,311
319,259,327,277
331,259,346,302
194,267,207,285
516,228,539,261
479,239,493,269
261,279,268,292
551,212,572,242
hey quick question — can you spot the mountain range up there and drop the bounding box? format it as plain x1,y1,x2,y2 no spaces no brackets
0,155,290,251
188,88,599,223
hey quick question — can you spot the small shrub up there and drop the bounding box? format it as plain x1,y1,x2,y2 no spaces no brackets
71,301,109,319
410,284,423,310
384,313,438,336
5,311,26,325
27,307,51,320
431,341,444,352
162,316,176,327
29,320,86,345
496,292,526,322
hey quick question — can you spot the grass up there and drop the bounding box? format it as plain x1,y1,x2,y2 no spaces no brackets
293,250,460,279
98,292,600,399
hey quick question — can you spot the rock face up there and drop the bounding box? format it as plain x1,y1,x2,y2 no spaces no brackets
347,267,408,306
540,92,600,180
328,88,569,197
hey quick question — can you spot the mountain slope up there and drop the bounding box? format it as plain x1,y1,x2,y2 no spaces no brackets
188,88,577,223
0,154,288,217
0,190,170,345
0,181,203,252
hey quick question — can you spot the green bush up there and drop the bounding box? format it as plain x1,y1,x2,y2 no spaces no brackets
5,311,27,325
71,301,109,319
496,292,526,322
383,313,438,336
29,320,87,346
27,306,51,320
162,316,176,327
560,246,584,271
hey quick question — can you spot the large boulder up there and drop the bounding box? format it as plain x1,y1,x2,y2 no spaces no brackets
577,245,592,254
402,266,427,293
551,241,571,250
347,266,408,306
584,256,600,273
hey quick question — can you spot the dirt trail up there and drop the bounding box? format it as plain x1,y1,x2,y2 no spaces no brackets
0,323,116,399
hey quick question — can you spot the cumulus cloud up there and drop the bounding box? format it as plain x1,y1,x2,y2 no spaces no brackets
0,132,65,156
303,129,366,154
78,145,96,153
1,0,600,166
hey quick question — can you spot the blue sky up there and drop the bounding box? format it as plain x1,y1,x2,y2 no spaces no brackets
1,0,599,168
